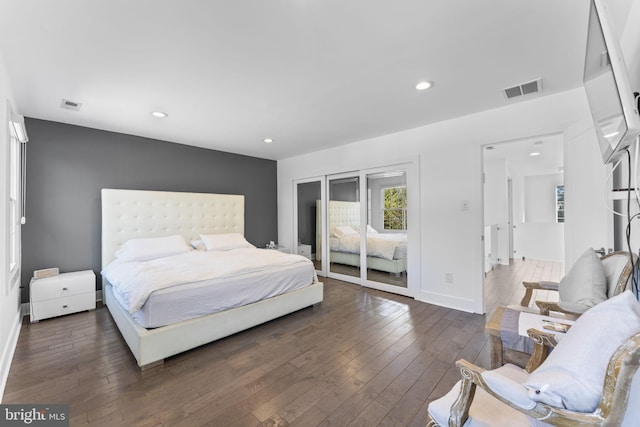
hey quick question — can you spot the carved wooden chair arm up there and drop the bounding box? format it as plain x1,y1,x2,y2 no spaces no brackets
525,328,558,372
520,281,559,307
447,359,486,426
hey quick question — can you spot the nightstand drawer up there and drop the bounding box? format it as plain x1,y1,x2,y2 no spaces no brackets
30,270,96,301
31,293,96,322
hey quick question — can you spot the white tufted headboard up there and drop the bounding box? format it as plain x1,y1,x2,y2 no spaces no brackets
328,201,360,228
101,189,244,267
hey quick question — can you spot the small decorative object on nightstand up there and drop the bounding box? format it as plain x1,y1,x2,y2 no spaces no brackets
30,270,96,322
297,244,312,260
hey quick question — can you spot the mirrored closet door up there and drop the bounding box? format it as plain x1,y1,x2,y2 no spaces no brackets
296,159,418,298
294,178,324,275
364,170,408,289
327,174,362,280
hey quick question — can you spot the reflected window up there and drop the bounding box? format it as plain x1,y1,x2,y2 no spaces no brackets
382,186,407,231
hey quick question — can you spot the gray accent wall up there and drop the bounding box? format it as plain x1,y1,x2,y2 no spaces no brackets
21,119,278,302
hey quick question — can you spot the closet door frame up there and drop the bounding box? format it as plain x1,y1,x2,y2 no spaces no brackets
324,160,420,298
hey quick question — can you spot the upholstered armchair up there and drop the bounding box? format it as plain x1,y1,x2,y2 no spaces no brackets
519,250,635,317
427,291,640,426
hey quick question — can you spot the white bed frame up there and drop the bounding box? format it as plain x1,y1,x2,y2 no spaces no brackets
317,200,407,274
102,188,323,369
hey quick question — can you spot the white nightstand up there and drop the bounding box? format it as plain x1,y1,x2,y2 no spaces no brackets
30,270,96,322
297,244,312,260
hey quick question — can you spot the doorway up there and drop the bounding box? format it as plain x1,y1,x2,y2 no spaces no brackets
482,134,565,306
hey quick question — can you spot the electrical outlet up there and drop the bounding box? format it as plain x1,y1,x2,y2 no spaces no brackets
445,273,453,283
461,200,470,211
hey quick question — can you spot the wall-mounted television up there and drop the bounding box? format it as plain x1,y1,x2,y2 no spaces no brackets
583,0,640,164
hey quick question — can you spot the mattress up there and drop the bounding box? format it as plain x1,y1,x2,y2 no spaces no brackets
110,260,315,328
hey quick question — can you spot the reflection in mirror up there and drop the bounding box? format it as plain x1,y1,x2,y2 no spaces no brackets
328,176,361,278
366,171,408,287
297,181,321,271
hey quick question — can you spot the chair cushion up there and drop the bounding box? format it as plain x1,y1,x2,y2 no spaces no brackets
481,364,535,410
428,364,551,426
524,291,640,412
557,248,607,313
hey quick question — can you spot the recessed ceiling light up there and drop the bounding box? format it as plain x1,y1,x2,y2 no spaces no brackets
151,111,168,118
415,81,433,91
263,138,273,144
530,152,541,156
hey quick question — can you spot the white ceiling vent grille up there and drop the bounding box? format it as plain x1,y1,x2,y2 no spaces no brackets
60,98,82,111
503,78,542,100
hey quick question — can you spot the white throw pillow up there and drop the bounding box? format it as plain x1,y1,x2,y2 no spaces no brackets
524,291,640,412
200,233,255,251
558,248,607,313
115,235,190,262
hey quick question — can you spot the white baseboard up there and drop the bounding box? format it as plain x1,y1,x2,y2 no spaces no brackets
0,306,23,402
416,290,481,314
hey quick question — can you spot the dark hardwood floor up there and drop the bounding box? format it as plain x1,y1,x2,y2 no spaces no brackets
4,258,561,426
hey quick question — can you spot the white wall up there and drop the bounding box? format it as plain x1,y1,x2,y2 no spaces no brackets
0,49,22,400
279,88,598,313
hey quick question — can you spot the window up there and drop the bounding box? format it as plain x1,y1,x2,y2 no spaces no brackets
9,125,21,273
382,186,407,230
556,185,564,223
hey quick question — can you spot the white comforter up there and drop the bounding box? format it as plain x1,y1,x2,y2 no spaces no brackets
330,233,407,260
102,248,315,314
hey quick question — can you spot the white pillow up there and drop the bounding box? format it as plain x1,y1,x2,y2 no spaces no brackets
331,225,357,238
200,233,255,251
558,248,607,313
115,235,190,262
524,291,640,412
353,224,379,234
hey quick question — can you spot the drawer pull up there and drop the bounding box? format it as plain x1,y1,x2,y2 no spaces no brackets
62,305,68,308
62,287,68,291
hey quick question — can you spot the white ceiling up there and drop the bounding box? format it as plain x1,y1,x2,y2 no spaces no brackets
0,0,589,160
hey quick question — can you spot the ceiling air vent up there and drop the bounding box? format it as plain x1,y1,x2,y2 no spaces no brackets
60,98,82,111
503,78,542,100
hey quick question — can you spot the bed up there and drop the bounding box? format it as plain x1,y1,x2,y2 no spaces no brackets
101,188,323,369
316,200,407,275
